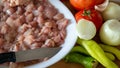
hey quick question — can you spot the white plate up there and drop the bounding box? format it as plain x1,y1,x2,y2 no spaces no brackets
26,0,77,68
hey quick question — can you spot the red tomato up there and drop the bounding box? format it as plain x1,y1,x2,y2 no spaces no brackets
95,0,105,5
75,9,103,30
70,0,105,10
70,0,95,10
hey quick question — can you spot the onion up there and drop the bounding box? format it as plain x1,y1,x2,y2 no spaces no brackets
99,19,120,46
102,2,120,20
76,19,96,40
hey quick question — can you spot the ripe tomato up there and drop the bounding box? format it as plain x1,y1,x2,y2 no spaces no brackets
70,0,105,10
70,0,95,10
95,0,105,5
75,9,103,30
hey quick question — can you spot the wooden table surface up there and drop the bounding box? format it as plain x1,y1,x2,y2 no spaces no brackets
49,0,120,68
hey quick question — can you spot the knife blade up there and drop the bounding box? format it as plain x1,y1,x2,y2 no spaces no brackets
0,47,62,64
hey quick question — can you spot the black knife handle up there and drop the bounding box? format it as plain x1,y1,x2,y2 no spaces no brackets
0,52,16,64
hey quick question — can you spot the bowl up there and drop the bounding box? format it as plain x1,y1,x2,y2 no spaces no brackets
25,0,77,68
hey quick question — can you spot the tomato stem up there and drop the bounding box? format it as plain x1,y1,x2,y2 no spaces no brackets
82,10,92,19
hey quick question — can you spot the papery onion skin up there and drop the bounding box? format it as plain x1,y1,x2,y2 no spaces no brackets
95,0,109,12
99,19,120,46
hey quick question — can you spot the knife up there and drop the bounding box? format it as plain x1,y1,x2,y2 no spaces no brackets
0,47,62,64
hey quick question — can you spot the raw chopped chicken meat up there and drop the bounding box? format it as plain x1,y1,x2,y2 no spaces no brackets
0,0,69,67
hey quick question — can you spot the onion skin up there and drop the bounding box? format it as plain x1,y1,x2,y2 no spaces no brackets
95,0,109,12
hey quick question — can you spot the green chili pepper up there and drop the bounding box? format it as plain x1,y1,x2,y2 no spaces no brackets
77,38,118,68
105,52,115,61
64,52,98,68
70,46,89,55
71,46,115,60
100,44,120,60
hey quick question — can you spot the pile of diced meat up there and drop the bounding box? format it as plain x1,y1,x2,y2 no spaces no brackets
0,0,69,54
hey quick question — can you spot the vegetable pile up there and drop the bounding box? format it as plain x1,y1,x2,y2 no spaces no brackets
62,0,120,68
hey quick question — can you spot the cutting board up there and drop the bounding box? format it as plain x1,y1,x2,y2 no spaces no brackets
49,0,120,68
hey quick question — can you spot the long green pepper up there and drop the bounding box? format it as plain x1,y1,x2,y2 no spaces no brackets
64,52,98,68
100,44,120,60
77,38,118,68
70,46,89,55
105,52,115,61
71,46,115,60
